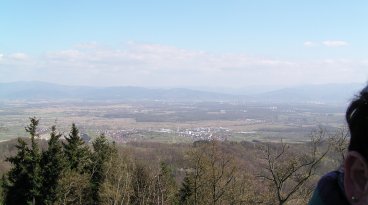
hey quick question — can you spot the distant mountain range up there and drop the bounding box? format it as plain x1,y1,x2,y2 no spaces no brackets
252,83,364,104
0,81,364,104
0,81,235,101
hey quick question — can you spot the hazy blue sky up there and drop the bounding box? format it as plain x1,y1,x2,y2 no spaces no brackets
1,1,367,88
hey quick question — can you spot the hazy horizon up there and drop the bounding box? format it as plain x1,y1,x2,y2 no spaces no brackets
1,1,368,88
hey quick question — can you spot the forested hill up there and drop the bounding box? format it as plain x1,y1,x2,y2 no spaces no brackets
0,81,363,103
0,118,346,205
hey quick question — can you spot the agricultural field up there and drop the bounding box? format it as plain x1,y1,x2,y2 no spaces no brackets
0,100,347,143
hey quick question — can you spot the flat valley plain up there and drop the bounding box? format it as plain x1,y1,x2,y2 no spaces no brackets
0,100,347,143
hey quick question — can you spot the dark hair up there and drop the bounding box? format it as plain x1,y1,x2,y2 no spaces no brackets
346,85,368,158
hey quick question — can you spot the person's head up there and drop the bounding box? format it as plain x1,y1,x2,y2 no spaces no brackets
344,85,368,204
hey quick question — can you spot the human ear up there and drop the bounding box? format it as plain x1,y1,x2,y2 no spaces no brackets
344,151,368,203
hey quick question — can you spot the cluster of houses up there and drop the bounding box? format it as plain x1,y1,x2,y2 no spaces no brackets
95,126,232,142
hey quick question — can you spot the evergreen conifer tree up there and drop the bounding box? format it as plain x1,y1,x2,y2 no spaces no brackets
90,134,116,204
40,125,65,205
178,173,193,205
63,123,90,172
4,117,42,205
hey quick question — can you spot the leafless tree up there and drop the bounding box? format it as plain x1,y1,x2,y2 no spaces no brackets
184,140,238,205
258,129,330,205
328,126,349,163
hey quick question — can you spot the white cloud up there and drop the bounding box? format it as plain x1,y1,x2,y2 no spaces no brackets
0,42,366,87
9,52,30,60
303,40,350,48
322,40,349,47
304,41,318,47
